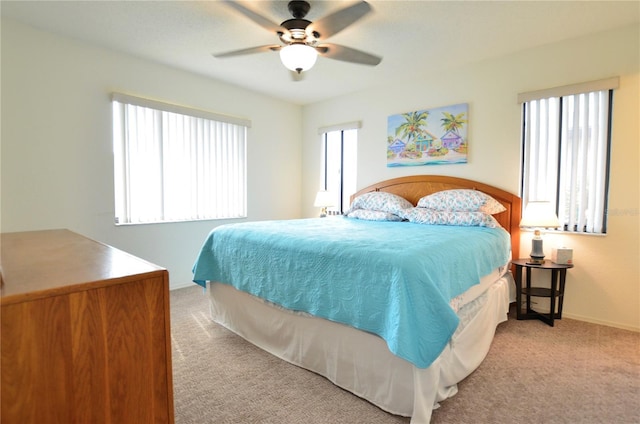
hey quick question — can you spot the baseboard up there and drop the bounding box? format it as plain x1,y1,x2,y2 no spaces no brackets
562,312,640,333
170,281,196,291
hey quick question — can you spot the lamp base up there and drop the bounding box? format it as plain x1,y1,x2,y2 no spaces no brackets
527,257,546,265
528,237,545,265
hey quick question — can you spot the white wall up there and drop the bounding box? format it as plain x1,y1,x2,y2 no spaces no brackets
3,18,638,331
301,24,640,331
1,19,303,288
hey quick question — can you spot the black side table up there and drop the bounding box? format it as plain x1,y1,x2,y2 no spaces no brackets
512,258,574,327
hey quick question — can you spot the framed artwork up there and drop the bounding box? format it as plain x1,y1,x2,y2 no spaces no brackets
387,103,468,167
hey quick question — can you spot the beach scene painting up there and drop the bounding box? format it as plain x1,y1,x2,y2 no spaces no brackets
387,103,468,167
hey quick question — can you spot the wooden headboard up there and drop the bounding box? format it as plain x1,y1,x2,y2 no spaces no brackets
351,175,521,261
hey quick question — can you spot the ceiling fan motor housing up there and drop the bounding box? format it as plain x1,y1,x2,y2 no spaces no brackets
281,19,312,35
281,1,317,42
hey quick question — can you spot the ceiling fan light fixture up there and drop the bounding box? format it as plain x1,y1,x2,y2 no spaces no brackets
279,44,317,73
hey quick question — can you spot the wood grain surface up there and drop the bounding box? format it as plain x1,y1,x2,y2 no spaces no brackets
1,230,174,424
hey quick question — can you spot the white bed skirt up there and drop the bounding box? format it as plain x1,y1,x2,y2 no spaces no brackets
208,273,515,424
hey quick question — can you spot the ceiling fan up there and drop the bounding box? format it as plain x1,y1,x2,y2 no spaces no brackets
213,0,382,75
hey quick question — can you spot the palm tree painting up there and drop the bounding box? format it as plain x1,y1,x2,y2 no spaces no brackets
387,103,468,167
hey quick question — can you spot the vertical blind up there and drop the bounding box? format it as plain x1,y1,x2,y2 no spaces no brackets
558,91,610,233
520,78,615,234
521,97,560,204
113,94,248,224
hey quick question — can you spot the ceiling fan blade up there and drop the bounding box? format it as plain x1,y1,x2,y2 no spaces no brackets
223,1,287,36
306,1,372,39
316,43,382,66
213,45,282,58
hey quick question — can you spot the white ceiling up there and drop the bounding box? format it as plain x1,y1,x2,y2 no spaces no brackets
2,1,639,105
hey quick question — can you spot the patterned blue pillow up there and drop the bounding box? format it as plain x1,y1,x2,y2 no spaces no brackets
346,209,404,222
349,192,413,215
417,189,506,214
400,208,500,228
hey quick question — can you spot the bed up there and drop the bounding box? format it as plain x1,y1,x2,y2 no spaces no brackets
192,175,521,423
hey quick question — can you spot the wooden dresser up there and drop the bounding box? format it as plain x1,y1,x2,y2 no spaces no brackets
1,229,175,423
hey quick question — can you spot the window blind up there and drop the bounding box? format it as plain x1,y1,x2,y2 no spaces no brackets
113,94,248,224
521,86,613,234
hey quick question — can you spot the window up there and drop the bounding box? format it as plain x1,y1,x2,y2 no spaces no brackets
112,93,249,225
519,78,618,234
319,123,359,214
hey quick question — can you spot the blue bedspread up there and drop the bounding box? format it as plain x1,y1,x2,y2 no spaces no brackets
192,217,511,368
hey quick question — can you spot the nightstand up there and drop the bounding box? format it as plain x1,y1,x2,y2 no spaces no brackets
512,258,574,327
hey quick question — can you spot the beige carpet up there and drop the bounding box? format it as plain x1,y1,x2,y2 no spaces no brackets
170,285,640,424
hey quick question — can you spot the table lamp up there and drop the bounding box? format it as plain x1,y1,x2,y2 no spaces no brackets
314,190,335,217
520,201,560,264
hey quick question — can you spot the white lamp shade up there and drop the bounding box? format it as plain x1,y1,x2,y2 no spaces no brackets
279,44,318,73
314,190,335,208
520,201,560,228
